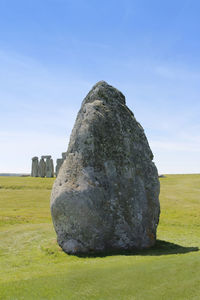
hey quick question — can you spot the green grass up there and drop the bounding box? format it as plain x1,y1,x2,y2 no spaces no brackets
0,174,199,300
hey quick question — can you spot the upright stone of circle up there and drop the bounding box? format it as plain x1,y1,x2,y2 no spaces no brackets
51,81,160,255
62,152,67,160
38,158,46,178
31,157,39,177
50,158,54,177
55,158,63,177
55,152,67,177
46,157,54,178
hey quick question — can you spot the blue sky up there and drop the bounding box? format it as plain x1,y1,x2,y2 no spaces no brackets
0,0,200,173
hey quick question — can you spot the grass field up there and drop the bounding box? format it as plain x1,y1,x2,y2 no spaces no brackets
0,174,199,299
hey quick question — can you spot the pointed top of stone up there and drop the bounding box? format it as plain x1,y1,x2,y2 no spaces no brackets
83,80,126,105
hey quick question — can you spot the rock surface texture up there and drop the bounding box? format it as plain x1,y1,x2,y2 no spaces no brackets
51,81,160,255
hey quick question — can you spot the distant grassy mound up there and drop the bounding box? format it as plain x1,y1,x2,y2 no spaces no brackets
0,175,199,299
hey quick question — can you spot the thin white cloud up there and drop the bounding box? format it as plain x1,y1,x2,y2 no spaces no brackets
155,65,200,81
150,139,200,152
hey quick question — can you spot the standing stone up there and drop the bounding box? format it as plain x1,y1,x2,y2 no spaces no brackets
46,157,54,178
38,158,46,178
62,152,67,160
31,157,39,177
51,81,160,255
55,152,67,177
56,158,63,177
50,158,54,177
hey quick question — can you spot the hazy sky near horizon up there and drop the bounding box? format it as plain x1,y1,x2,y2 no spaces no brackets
0,0,200,174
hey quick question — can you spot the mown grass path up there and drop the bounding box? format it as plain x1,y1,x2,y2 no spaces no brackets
0,175,199,299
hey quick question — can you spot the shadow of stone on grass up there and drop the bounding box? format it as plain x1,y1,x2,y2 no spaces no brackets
138,240,199,256
75,240,199,258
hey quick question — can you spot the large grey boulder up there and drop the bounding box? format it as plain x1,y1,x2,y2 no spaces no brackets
51,81,160,255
